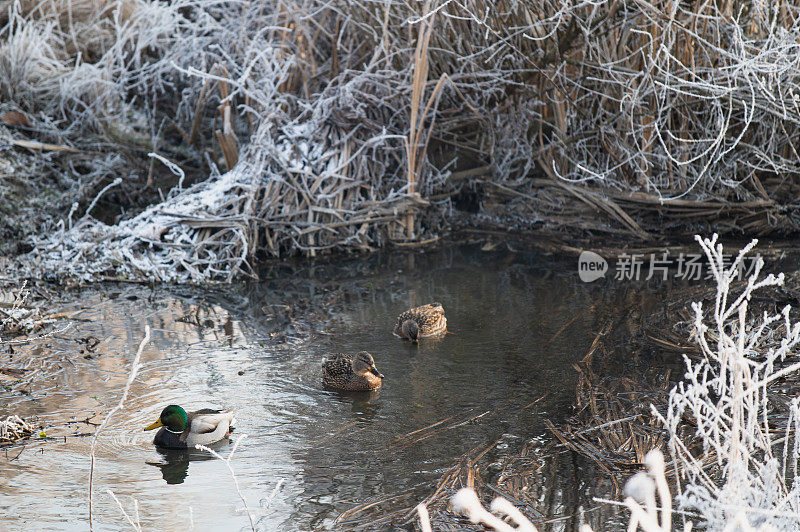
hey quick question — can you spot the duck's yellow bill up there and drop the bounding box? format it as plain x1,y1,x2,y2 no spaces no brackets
144,420,162,431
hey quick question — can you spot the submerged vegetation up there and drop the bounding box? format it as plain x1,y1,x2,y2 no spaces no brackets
3,1,800,281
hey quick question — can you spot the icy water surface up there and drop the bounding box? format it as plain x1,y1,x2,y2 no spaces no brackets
0,246,611,530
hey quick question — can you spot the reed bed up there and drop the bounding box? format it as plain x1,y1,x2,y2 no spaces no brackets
1,0,800,281
546,365,671,486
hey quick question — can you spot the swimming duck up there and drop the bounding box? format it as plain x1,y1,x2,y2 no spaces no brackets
144,405,235,449
394,302,447,340
322,351,384,391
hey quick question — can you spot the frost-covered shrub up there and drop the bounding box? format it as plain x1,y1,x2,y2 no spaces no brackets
650,235,800,530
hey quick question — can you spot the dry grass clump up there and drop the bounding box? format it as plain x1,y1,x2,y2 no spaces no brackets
546,363,671,485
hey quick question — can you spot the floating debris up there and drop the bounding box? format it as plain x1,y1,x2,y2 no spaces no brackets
0,415,34,444
0,281,72,343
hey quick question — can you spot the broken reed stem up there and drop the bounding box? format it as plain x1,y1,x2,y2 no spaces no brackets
416,503,433,532
0,415,34,443
215,63,239,171
106,489,143,532
405,0,434,240
88,325,151,531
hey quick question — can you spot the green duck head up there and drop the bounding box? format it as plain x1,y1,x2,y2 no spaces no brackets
353,351,383,379
144,405,189,433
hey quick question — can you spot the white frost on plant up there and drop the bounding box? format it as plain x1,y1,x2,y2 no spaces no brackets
21,92,418,282
648,234,800,530
450,488,530,532
621,450,686,532
8,1,800,281
24,156,258,283
8,0,429,282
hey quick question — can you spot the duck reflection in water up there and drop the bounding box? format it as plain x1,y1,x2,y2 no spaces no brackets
328,389,382,422
146,448,217,485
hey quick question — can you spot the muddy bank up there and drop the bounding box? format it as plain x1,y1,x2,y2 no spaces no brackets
7,0,800,288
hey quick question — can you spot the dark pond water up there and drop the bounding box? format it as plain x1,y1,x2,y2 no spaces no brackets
0,245,626,530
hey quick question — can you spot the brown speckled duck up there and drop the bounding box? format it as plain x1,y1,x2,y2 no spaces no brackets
394,302,447,341
322,351,384,391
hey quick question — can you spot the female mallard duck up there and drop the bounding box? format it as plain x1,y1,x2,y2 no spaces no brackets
322,351,384,391
144,405,235,449
394,302,447,340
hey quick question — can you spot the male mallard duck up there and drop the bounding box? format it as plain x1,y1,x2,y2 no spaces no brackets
394,302,447,340
144,405,235,449
322,351,384,391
